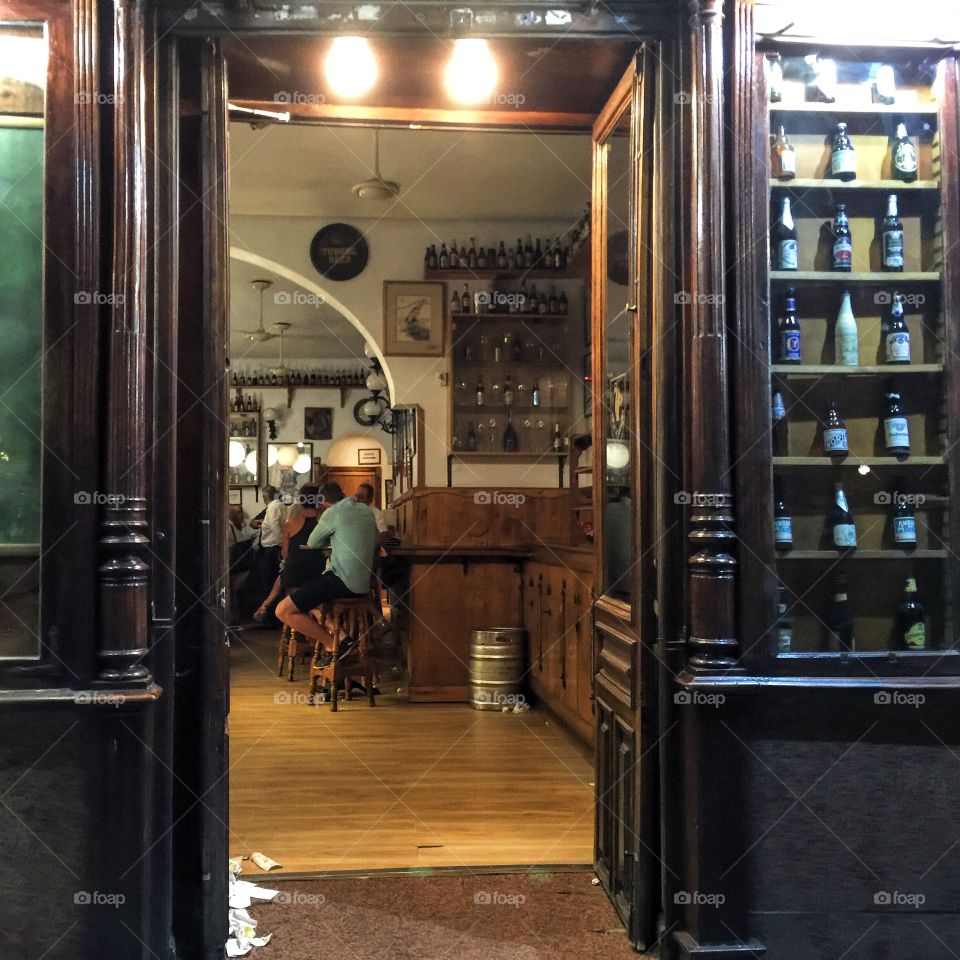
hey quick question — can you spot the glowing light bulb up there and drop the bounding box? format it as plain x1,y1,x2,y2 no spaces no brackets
293,453,312,474
606,440,630,470
244,451,258,475
229,440,246,468
445,39,498,105
277,444,299,467
324,37,377,99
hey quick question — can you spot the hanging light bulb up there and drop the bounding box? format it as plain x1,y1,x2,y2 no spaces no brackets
277,444,299,467
445,39,498,105
606,439,630,470
244,451,258,475
229,440,247,468
267,445,279,467
324,37,378,99
293,453,312,475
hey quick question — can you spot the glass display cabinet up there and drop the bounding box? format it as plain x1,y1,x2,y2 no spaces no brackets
737,46,960,675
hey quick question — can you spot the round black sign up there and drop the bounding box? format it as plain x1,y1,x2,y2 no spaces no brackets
309,223,369,281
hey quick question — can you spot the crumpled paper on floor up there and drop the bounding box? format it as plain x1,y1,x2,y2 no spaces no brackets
226,866,278,956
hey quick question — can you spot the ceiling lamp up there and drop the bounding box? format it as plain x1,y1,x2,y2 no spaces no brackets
352,128,400,200
445,39,498,105
324,37,377,99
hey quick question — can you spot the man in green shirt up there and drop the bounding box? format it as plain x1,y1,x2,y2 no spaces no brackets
276,482,377,653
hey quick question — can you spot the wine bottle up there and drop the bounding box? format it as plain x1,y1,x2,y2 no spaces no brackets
891,492,917,548
778,286,801,363
835,290,859,366
450,288,461,313
893,122,917,182
774,494,793,550
468,238,478,270
831,203,852,272
823,400,849,456
439,243,449,270
466,421,477,451
503,417,519,452
531,380,541,407
497,241,508,269
477,245,488,270
885,294,910,363
829,482,857,549
475,376,485,407
534,238,543,268
450,240,460,269
427,244,438,270
554,238,566,270
897,577,926,649
524,235,535,268
503,374,514,407
776,585,792,653
772,389,788,456
830,122,856,181
460,283,472,315
460,243,468,267
881,194,904,272
883,389,910,456
771,125,796,180
775,197,799,270
826,573,854,652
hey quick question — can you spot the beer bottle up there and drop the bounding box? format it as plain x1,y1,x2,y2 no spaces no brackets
885,294,910,363
835,290,858,365
772,388,788,456
450,240,460,269
461,283,472,315
438,242,449,270
774,494,793,550
822,400,849,456
502,416,519,452
891,492,917,548
830,122,856,181
897,577,926,649
776,585,792,653
531,380,541,408
771,125,796,180
450,287,461,314
775,197,799,270
468,238,478,270
778,286,801,363
497,241,508,269
883,389,910,456
881,194,904,272
828,482,857,549
892,123,918,183
826,573,854,651
831,203,852,272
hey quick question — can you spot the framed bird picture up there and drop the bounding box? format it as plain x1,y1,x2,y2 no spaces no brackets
382,281,445,357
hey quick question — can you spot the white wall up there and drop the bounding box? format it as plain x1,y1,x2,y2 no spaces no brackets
230,214,587,488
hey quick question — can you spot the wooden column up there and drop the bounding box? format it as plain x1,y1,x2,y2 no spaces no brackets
684,0,738,672
97,0,151,683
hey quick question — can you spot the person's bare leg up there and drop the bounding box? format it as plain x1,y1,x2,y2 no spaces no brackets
254,577,283,621
276,596,334,651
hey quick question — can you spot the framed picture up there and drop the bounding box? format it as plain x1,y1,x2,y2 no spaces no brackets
358,447,381,466
383,281,445,357
304,407,334,440
228,488,242,505
266,441,314,501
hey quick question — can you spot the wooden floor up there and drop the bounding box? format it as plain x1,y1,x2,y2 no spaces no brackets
228,628,595,874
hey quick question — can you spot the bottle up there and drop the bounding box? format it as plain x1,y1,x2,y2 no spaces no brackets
778,286,801,363
553,238,566,270
885,294,910,363
835,290,858,365
883,389,910,456
822,400,849,456
534,238,543,268
776,585,792,653
468,238,478,270
460,243,469,267
531,380,541,407
503,374,514,407
426,244,437,270
552,423,563,452
826,573,854,652
831,204,852,272
450,240,460,269
475,376,485,407
772,389,788,456
829,482,857,549
774,495,793,550
515,237,523,269
460,283,472,315
477,245,488,270
439,242,449,270
466,421,477,451
450,287,461,313
893,122,917,182
775,197,798,270
493,338,503,363
830,122,856,181
503,417,519,452
497,241,508,269
881,194,904,271
769,54,783,103
771,125,796,180
891,492,917,548
524,235,535,268
897,577,926,649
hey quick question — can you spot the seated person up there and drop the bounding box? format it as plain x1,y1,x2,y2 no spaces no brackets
276,482,377,656
354,482,391,545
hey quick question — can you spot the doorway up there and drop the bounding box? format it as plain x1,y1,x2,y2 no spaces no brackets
173,30,668,956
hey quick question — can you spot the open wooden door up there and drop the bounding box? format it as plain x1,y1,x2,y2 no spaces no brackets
591,46,660,951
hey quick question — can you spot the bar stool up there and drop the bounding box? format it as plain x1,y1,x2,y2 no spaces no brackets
308,596,380,710
275,621,312,682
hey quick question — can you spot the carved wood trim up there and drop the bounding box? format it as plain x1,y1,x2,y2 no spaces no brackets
683,0,738,671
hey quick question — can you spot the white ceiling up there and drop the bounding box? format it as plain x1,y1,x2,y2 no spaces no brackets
229,124,592,220
228,124,592,359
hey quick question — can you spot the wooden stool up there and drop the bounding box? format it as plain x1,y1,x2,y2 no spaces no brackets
275,622,311,682
308,596,380,710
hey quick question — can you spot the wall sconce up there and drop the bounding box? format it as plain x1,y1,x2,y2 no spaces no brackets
263,406,279,440
353,356,395,433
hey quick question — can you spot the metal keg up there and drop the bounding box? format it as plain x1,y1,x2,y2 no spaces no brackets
469,628,526,711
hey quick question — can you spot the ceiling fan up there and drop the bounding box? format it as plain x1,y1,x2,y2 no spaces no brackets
352,128,400,200
236,278,281,341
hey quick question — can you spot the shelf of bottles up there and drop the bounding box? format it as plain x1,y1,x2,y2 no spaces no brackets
448,281,575,456
765,51,954,659
228,391,260,487
230,366,367,389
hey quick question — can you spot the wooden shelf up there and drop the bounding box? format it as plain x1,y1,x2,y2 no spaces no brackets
769,178,939,191
770,270,940,283
449,451,566,458
452,312,570,321
426,268,576,281
779,648,959,660
777,549,948,560
772,364,943,376
774,456,944,467
769,102,938,115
